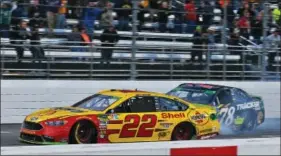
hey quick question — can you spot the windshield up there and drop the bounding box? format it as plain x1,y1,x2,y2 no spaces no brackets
167,88,216,105
73,94,120,111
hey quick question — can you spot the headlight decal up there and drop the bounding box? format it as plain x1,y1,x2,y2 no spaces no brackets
45,120,68,126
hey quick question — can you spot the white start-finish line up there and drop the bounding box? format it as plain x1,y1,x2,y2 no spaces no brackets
1,137,280,155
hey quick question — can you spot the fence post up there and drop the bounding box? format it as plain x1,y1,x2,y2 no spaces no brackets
222,0,228,80
46,44,50,79
261,1,269,81
1,45,5,79
130,0,138,80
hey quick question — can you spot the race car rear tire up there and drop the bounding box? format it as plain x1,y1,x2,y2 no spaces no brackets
171,122,194,141
69,120,97,144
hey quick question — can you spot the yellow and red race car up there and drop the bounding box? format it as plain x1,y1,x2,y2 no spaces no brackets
20,89,220,145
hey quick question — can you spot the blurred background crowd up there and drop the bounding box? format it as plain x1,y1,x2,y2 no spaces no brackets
0,0,280,80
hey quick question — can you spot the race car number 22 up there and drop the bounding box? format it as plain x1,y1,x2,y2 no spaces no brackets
119,114,157,138
219,107,235,126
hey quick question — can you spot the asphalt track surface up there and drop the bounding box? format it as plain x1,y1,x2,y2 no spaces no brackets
1,118,280,147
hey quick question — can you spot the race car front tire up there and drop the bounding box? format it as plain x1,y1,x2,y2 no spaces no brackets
242,110,257,131
69,120,97,144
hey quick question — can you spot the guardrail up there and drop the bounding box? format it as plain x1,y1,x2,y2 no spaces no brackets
1,137,280,155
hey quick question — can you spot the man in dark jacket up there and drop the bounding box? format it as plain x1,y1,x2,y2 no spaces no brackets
10,20,31,63
196,1,213,33
100,25,119,65
191,26,204,64
30,24,45,62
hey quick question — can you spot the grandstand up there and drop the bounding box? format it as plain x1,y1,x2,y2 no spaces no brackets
0,0,280,80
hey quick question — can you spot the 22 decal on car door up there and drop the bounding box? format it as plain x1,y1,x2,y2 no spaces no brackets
120,114,158,138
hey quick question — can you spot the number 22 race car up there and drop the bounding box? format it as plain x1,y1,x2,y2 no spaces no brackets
20,89,220,145
167,83,265,132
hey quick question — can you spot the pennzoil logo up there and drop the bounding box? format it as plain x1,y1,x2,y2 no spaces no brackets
191,112,207,124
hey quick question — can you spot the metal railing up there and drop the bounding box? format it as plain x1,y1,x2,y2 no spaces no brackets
1,41,280,80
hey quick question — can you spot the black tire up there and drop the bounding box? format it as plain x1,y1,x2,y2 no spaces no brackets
69,120,97,144
241,110,257,131
171,122,194,141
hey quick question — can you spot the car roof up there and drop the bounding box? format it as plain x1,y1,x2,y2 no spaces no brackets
98,89,169,98
177,83,233,91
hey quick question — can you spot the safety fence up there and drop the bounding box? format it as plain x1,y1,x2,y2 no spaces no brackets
1,137,280,155
1,39,280,80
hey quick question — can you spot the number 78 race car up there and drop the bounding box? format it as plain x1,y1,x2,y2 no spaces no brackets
167,83,265,132
20,89,220,145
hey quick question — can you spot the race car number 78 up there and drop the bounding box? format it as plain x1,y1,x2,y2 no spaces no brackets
219,107,235,126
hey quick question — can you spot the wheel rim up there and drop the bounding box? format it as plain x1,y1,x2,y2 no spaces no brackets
175,127,190,140
76,124,92,143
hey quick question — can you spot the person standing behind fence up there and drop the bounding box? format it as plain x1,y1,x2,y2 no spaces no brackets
100,4,113,30
81,2,102,34
196,1,213,33
265,29,280,68
44,0,60,34
0,2,12,38
184,0,197,34
56,0,67,29
206,27,216,65
117,0,132,31
100,25,119,66
10,20,31,63
29,25,45,63
158,1,170,33
191,26,204,64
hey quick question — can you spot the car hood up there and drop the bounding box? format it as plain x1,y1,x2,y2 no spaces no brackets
25,107,101,123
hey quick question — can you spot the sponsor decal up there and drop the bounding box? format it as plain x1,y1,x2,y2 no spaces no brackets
236,101,260,110
30,117,38,121
38,110,56,116
99,130,107,138
200,128,212,133
158,131,170,140
98,117,108,123
99,134,105,138
191,112,206,123
108,114,119,120
99,124,107,129
161,113,185,119
160,123,173,128
198,133,217,140
234,116,244,125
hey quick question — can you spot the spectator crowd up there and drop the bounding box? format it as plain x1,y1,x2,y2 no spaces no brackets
0,0,280,66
